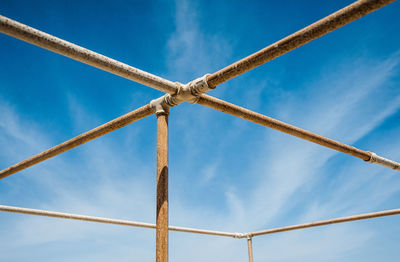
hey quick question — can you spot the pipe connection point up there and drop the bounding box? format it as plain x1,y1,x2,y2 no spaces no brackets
188,73,214,98
366,152,400,170
167,74,213,105
150,96,170,116
233,232,248,239
150,74,213,115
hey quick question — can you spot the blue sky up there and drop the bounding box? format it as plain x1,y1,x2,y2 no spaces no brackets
1,0,400,261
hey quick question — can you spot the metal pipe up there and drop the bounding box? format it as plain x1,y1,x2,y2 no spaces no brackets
0,204,155,229
168,225,241,238
0,105,153,179
247,236,254,262
197,94,400,171
1,205,400,239
0,15,178,94
156,112,169,262
249,208,400,237
206,0,395,88
0,205,240,238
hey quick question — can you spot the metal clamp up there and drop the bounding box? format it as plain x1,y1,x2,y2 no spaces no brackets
366,152,400,170
149,96,170,116
187,74,213,99
149,74,213,115
233,232,248,239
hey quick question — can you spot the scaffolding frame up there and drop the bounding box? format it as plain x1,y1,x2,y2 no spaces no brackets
0,0,399,261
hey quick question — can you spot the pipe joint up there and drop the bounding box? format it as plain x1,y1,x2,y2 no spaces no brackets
187,74,213,98
366,152,400,170
150,96,170,116
164,81,199,105
150,74,213,115
172,74,213,105
233,232,248,239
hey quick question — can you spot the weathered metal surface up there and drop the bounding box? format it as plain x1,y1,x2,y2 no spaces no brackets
0,205,241,237
206,0,395,88
156,114,169,262
0,0,397,179
0,15,178,94
197,94,400,171
249,208,400,237
0,105,153,179
0,1,398,260
2,204,400,240
367,152,400,170
247,237,254,262
0,204,156,228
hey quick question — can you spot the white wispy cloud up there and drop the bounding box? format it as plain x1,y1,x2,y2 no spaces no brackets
220,53,400,260
1,1,400,261
166,0,232,83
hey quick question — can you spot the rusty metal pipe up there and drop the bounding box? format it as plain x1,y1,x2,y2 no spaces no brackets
247,236,254,262
0,15,178,94
249,208,400,237
1,205,400,239
0,205,242,238
206,0,395,88
197,94,400,171
0,105,153,179
0,204,156,229
156,113,169,262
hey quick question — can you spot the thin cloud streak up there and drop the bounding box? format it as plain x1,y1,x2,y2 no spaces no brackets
1,1,400,262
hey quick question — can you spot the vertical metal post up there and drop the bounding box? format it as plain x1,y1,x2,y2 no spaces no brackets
156,112,169,262
247,236,254,262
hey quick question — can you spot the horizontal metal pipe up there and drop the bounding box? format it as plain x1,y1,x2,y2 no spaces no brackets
0,105,153,179
197,94,400,171
206,0,395,88
247,236,254,262
249,208,400,237
0,15,178,94
0,204,155,229
2,205,399,239
0,205,240,238
168,225,240,238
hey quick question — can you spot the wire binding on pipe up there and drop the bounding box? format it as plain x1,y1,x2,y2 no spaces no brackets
366,152,400,170
150,74,212,115
233,232,247,239
150,96,170,116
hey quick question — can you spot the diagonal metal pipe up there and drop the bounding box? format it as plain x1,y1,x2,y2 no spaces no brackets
206,0,395,88
0,105,153,179
0,0,398,177
0,15,178,94
0,81,210,180
248,208,400,237
1,1,394,97
197,94,400,171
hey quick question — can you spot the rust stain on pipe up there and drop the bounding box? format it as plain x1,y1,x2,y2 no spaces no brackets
198,94,371,160
249,208,400,237
0,105,153,179
156,114,169,262
247,237,254,262
207,0,395,88
0,15,178,94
